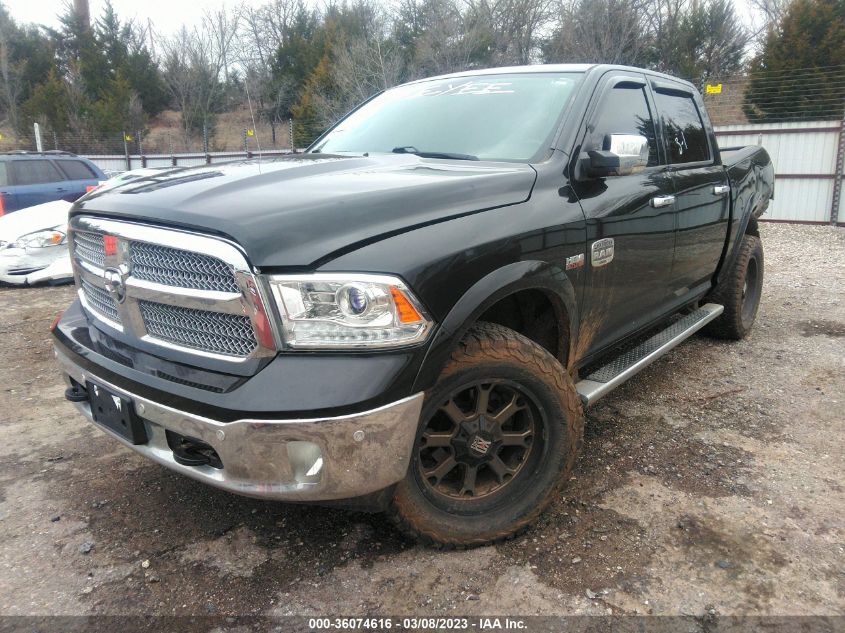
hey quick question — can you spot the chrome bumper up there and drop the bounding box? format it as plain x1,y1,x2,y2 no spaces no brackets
55,348,424,501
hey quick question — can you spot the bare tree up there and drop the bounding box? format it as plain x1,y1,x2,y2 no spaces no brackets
240,1,291,72
465,0,555,65
746,0,793,46
160,7,240,149
683,0,750,83
749,0,793,23
544,0,652,65
644,0,689,72
398,0,494,76
237,0,310,145
315,37,403,122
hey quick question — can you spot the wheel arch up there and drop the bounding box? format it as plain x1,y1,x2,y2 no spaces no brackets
412,260,578,393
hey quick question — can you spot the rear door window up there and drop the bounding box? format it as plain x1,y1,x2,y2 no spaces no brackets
58,159,97,180
10,160,63,186
653,91,710,164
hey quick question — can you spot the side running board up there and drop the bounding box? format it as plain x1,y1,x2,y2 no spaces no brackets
575,303,724,408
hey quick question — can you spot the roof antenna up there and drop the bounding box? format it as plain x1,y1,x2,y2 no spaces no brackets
244,79,263,171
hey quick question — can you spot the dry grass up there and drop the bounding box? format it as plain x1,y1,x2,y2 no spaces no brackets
0,107,293,156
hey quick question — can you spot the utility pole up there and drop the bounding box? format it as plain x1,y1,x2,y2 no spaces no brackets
147,18,155,56
831,108,845,225
73,0,90,29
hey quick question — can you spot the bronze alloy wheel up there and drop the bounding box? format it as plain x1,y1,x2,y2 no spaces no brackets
390,322,585,547
417,379,542,500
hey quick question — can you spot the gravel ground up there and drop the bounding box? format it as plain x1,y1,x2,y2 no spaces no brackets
0,222,842,619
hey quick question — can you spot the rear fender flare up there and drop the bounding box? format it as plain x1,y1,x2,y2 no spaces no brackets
717,155,773,286
717,182,764,287
412,260,578,392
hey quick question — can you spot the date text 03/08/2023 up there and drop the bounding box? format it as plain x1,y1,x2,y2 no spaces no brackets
307,617,528,630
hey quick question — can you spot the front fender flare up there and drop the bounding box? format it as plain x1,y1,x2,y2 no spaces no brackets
412,260,579,393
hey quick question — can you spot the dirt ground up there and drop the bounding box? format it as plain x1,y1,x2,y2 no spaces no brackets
0,223,842,620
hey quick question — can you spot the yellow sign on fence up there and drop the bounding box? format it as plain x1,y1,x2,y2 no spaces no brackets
247,129,255,137
705,84,723,94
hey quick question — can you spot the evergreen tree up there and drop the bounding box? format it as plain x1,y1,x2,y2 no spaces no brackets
744,0,845,121
0,4,55,135
93,2,168,116
19,69,72,134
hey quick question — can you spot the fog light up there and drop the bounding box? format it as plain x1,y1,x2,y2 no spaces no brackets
286,441,323,484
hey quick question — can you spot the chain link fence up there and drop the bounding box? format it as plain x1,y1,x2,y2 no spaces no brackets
0,118,303,156
699,64,845,126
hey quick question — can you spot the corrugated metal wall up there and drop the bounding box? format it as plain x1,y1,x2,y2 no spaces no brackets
714,121,844,224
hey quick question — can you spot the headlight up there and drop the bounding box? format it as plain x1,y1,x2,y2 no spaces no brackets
268,273,433,349
11,228,66,249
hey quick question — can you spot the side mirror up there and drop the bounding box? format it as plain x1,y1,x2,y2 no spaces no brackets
580,134,650,178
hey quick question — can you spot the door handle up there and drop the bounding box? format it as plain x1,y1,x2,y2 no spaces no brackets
650,195,675,208
713,185,730,195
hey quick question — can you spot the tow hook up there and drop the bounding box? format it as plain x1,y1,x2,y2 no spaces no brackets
64,384,88,403
166,431,224,469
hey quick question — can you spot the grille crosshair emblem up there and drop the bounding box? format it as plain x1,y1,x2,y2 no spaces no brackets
470,436,492,455
103,267,127,304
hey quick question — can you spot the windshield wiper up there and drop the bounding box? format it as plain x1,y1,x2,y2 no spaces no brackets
392,146,478,161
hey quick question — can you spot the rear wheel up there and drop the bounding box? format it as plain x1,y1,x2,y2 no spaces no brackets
389,322,584,548
704,234,764,340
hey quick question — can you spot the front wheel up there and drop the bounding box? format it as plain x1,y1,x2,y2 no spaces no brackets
704,234,764,340
389,322,584,548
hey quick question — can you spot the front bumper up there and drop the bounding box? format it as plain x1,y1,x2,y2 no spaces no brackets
55,347,424,501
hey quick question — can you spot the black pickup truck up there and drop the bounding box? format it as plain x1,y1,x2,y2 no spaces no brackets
52,64,773,546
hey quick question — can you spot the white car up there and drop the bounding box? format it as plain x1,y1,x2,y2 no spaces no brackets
0,167,172,286
0,199,74,285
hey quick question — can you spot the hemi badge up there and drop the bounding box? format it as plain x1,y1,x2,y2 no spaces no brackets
104,235,118,256
566,253,585,270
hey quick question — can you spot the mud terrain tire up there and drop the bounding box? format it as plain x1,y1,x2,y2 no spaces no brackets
705,234,764,340
389,322,584,548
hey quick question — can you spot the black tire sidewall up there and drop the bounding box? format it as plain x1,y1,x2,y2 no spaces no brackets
391,323,583,545
705,234,764,340
739,240,764,331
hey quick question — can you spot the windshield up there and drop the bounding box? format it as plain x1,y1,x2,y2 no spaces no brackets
312,73,582,162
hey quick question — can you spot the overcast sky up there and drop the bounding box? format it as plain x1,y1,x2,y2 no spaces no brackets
5,0,758,38
4,0,273,35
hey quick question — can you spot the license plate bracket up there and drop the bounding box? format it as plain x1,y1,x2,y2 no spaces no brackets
87,381,148,445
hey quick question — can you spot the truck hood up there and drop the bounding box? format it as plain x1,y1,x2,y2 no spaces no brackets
73,154,536,268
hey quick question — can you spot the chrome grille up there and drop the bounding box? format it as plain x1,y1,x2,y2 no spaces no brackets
139,300,257,357
74,232,105,269
68,216,275,362
129,242,240,293
80,278,120,323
